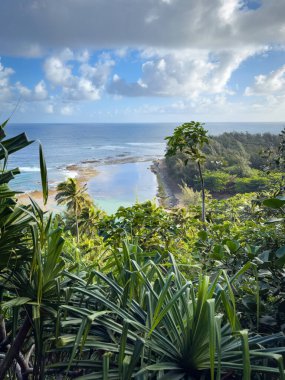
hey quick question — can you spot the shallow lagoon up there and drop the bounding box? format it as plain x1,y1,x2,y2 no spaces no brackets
87,161,158,214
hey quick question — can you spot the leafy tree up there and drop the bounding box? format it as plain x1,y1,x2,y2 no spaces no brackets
165,121,209,222
262,127,285,195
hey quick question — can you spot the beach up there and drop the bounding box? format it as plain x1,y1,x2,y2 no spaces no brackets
16,156,162,213
17,164,99,210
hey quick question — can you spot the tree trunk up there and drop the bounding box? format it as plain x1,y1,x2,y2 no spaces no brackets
0,316,31,380
75,202,79,244
197,161,206,224
0,316,6,344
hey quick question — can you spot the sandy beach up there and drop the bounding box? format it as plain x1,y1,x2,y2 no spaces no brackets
17,164,99,211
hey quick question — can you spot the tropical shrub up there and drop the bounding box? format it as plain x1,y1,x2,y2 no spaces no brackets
178,181,201,207
51,250,285,379
203,170,233,193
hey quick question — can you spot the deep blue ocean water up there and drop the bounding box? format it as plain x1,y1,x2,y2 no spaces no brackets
6,122,284,213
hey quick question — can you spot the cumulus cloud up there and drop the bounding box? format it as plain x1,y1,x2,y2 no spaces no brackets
243,64,285,120
0,0,284,56
15,80,48,101
0,60,48,103
245,64,285,96
0,48,115,115
34,80,48,100
44,57,72,86
43,50,114,101
0,61,14,102
109,48,257,98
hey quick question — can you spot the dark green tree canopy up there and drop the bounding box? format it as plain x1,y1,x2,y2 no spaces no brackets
165,121,209,165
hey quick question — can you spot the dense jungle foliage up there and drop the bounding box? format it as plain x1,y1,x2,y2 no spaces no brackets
164,127,283,195
0,120,285,379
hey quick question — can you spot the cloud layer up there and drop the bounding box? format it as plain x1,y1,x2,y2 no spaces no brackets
0,0,284,121
0,0,284,56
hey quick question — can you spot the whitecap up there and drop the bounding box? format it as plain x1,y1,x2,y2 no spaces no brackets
20,167,41,172
126,142,166,147
98,145,125,150
61,170,78,179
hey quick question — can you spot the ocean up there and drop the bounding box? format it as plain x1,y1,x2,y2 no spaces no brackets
6,122,284,213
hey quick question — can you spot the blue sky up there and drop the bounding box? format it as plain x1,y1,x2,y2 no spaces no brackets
0,0,285,123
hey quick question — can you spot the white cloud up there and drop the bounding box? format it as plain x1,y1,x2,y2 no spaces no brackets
44,57,72,86
0,61,14,102
0,62,14,86
243,64,285,121
79,59,114,87
43,50,114,101
15,80,48,101
0,59,50,108
60,104,74,116
62,78,100,101
109,48,257,98
77,49,90,63
34,80,48,100
0,49,114,115
218,0,241,22
245,65,285,96
15,82,32,98
110,91,285,122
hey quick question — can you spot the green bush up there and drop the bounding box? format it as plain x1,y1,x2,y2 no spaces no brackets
204,170,233,193
178,181,201,206
235,175,270,193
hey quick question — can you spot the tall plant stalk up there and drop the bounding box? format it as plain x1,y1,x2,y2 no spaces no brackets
197,161,206,223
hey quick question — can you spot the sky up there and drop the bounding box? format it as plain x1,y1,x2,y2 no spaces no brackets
0,0,285,123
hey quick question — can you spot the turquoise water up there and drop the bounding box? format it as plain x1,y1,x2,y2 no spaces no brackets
6,122,284,213
88,161,157,213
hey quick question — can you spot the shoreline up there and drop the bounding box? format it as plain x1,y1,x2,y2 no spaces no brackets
16,155,178,211
17,164,99,210
151,159,179,208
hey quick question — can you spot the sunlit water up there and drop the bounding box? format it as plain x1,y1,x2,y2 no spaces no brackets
87,162,158,213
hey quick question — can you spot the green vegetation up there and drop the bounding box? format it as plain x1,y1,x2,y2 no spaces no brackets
55,178,93,243
166,122,209,222
0,120,285,379
165,128,284,197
